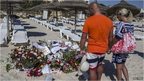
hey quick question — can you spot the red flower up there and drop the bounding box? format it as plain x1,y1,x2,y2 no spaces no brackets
27,74,31,77
56,60,61,65
47,60,51,64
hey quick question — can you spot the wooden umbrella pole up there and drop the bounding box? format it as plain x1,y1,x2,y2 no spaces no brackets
11,7,13,27
74,7,77,34
6,1,10,43
56,7,58,24
10,3,13,31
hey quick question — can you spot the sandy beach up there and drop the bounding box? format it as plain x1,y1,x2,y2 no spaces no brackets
0,18,143,81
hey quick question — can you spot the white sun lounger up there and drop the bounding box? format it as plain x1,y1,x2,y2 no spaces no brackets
60,29,72,39
31,18,37,21
29,17,35,20
52,25,60,31
60,29,80,42
38,20,43,25
34,19,39,23
39,20,47,26
11,29,29,44
31,18,37,22
134,34,144,40
69,33,81,42
0,29,7,45
32,18,39,23
45,23,51,29
42,21,48,27
0,23,7,29
48,24,53,30
48,24,59,31
0,23,8,45
30,18,39,24
76,32,82,37
13,25,24,30
132,22,143,27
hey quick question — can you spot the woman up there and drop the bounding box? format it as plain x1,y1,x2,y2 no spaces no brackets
112,8,134,81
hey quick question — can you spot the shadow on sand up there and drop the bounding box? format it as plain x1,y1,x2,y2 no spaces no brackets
103,60,116,81
132,51,144,58
22,23,30,25
78,60,116,81
24,26,37,29
20,21,30,25
78,72,89,81
27,31,47,37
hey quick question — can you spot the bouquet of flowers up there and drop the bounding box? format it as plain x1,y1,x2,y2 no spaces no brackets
27,68,42,77
7,46,47,77
6,40,82,77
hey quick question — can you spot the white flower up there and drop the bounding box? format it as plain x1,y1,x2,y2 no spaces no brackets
60,63,64,66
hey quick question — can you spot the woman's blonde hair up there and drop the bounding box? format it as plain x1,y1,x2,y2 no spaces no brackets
117,8,133,22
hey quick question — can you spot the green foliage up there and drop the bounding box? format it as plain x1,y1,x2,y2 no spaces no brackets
21,56,46,69
50,60,60,69
63,51,76,61
6,64,11,72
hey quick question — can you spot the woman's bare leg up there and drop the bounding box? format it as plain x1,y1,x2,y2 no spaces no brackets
122,64,129,81
116,64,124,81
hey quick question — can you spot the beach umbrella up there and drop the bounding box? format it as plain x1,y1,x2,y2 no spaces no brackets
44,1,61,22
0,0,24,5
0,0,24,12
28,3,47,11
28,0,61,11
27,3,48,16
59,1,88,33
0,3,23,12
28,1,64,22
0,0,24,43
0,0,24,15
98,3,109,15
27,2,49,14
107,0,140,16
44,1,71,24
43,0,70,23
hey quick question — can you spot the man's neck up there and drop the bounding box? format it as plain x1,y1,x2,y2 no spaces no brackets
94,12,101,15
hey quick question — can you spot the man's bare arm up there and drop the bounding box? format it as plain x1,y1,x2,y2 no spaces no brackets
80,32,87,50
108,27,114,50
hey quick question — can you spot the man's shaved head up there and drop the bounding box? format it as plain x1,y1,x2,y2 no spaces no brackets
88,2,100,16
89,2,99,8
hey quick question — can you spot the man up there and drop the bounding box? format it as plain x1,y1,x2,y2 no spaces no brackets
80,2,113,81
